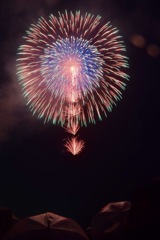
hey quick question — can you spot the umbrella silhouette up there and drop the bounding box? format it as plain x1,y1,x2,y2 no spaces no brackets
90,201,131,240
2,212,89,240
0,208,12,237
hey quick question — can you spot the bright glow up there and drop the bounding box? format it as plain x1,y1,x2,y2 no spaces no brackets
16,11,129,155
64,137,85,155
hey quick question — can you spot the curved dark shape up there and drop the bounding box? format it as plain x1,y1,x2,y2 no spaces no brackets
2,212,89,240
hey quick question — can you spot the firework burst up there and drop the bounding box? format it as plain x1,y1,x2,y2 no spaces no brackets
17,11,129,155
64,137,85,155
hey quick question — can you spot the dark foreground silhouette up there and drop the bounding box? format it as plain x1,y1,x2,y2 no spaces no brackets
0,211,89,240
1,178,160,240
126,178,160,240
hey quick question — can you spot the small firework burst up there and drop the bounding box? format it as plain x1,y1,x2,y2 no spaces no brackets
17,11,129,155
64,137,85,155
64,122,80,135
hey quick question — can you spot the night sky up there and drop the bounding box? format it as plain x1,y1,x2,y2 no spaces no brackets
0,0,160,228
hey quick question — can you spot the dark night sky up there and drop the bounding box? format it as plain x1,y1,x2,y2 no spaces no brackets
0,0,160,228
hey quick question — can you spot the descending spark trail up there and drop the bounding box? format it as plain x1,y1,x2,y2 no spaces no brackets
16,11,129,155
64,137,85,155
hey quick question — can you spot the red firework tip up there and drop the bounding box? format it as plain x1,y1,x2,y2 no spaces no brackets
64,137,85,155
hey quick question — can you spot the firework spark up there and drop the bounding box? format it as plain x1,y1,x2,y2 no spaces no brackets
64,122,80,135
16,11,129,155
64,137,85,155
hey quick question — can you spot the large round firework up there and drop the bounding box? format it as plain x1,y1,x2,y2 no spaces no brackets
17,11,129,155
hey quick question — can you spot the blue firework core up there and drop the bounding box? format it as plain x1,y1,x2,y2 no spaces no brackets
41,37,104,101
